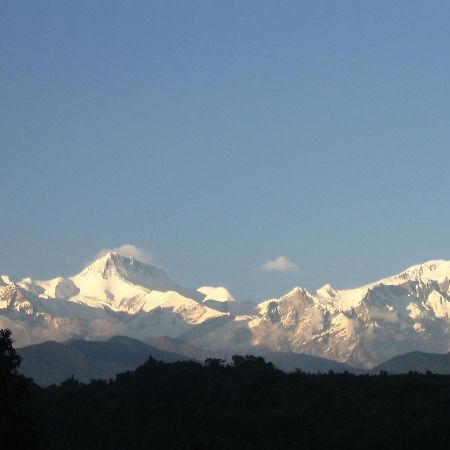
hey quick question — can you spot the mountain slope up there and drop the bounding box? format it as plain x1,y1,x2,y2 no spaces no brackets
264,351,360,373
372,350,450,374
18,335,191,385
145,335,220,361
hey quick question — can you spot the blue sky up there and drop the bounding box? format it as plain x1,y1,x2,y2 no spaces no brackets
2,1,450,300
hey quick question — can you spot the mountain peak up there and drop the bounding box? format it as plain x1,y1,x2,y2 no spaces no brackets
283,287,308,298
316,283,336,297
78,251,153,279
74,251,197,297
385,259,450,285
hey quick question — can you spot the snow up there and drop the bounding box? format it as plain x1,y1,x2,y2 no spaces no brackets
0,275,13,286
316,283,336,298
426,290,450,319
371,259,450,286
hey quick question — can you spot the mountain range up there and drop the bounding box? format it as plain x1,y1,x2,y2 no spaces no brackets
2,251,450,368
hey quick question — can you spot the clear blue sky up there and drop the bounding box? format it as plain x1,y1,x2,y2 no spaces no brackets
2,1,450,301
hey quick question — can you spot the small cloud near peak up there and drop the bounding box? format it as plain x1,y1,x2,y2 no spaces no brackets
261,256,299,273
95,244,155,264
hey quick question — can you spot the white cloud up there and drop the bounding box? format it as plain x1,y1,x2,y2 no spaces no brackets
95,244,155,264
0,315,82,347
0,315,125,348
261,256,299,273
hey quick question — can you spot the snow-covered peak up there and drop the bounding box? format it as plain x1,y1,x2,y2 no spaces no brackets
78,252,138,279
282,287,310,299
376,259,450,286
394,259,450,283
75,252,178,293
316,283,336,298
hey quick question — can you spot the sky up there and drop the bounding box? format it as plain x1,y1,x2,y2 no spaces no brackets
2,1,450,301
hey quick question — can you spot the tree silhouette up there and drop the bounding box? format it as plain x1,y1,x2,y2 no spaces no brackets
0,329,36,450
0,329,22,377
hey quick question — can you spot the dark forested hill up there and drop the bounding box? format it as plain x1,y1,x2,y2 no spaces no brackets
30,356,450,450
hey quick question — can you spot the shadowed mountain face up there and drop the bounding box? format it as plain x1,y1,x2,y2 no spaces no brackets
18,336,191,386
372,351,450,374
263,351,360,374
145,335,221,361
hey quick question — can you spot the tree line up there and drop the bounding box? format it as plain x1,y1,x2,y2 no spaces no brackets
2,329,450,450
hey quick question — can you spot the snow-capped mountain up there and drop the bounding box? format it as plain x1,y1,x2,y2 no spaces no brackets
1,255,450,367
244,260,450,367
0,252,229,346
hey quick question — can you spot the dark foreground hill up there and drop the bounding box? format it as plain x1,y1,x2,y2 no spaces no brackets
29,356,450,450
18,335,190,385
